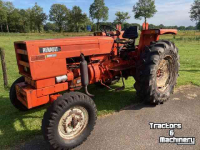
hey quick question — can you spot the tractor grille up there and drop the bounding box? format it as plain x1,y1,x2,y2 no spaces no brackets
15,43,31,76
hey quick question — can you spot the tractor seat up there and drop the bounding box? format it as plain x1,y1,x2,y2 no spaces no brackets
122,26,139,39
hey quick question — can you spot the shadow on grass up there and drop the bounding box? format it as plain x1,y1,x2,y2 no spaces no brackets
0,83,141,149
0,95,49,149
87,84,140,115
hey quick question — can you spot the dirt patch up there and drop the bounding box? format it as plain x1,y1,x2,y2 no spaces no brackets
173,84,200,101
186,93,198,100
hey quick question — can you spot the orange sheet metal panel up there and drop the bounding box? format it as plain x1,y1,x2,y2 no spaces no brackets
37,86,55,97
30,57,67,80
138,31,159,53
55,82,68,92
16,36,114,80
36,78,56,89
16,83,49,109
16,82,68,109
159,29,177,35
30,90,49,108
36,82,68,98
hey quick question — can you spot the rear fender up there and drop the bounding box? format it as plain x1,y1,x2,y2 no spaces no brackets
138,29,177,57
159,29,177,35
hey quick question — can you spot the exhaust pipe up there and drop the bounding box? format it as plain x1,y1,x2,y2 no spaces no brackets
80,54,94,97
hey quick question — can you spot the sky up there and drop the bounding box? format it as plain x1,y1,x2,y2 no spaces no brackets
5,0,196,27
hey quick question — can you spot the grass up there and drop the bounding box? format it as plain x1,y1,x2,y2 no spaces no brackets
0,31,200,149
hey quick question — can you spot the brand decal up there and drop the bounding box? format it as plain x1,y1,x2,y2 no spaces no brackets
40,47,61,53
46,54,57,58
31,55,46,61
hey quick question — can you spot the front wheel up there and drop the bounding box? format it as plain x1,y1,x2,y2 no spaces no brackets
134,40,180,104
9,76,29,111
42,92,97,150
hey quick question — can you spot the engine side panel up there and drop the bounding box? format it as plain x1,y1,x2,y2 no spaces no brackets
15,36,114,80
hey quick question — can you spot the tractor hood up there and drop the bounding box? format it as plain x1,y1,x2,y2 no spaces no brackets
15,36,114,57
14,36,114,80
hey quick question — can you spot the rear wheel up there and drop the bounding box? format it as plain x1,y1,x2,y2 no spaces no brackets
42,92,97,150
9,76,28,111
134,40,180,104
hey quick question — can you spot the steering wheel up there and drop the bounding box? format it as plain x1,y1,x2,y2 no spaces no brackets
99,25,120,36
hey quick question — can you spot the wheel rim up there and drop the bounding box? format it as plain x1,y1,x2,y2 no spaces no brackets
58,106,89,140
156,56,173,92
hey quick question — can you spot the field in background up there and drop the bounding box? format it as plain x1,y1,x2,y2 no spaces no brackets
0,31,200,149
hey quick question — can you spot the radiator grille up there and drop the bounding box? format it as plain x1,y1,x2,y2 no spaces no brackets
15,43,31,76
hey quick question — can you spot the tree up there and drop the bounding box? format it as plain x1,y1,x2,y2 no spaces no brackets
0,0,6,32
159,24,165,29
49,4,70,32
69,6,88,32
19,9,30,32
8,8,22,32
0,1,30,33
44,22,57,32
148,24,156,29
114,11,130,24
4,1,14,32
123,22,140,30
190,0,200,30
31,3,47,33
82,17,93,32
133,0,157,30
89,0,109,30
197,22,200,30
178,26,186,30
186,26,196,30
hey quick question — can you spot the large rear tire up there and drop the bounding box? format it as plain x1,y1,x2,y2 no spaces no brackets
134,40,180,104
42,92,97,150
9,76,29,111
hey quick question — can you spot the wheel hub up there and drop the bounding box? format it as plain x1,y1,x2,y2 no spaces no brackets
156,56,172,91
58,106,89,140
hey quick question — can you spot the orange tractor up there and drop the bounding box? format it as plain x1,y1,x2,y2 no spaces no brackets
10,24,179,150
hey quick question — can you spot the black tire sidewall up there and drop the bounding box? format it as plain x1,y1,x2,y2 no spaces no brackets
54,101,96,148
154,47,179,99
134,40,179,104
43,92,97,150
9,76,28,111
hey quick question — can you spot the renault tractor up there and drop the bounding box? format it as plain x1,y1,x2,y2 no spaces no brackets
10,24,179,149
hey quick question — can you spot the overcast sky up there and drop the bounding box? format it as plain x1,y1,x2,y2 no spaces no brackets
7,0,196,27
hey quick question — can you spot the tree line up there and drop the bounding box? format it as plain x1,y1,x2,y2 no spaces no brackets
0,0,199,33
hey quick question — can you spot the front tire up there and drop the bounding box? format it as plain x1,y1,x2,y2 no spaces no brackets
134,40,180,104
9,76,29,111
42,92,97,150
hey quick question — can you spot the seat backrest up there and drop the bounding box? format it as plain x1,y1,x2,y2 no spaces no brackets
122,26,138,39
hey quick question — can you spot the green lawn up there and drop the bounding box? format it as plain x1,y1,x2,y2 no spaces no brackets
0,32,200,149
